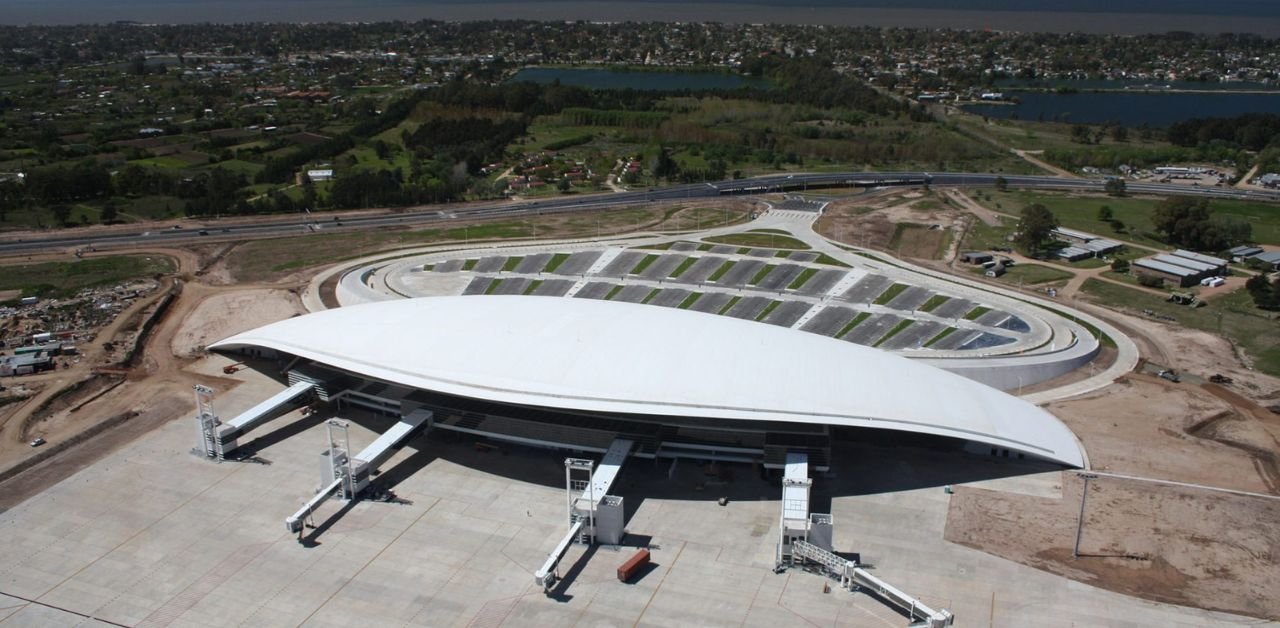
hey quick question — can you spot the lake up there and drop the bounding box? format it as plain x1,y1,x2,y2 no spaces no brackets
508,67,769,91
961,91,1280,128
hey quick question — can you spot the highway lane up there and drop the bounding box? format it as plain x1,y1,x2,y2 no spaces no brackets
1,171,1275,255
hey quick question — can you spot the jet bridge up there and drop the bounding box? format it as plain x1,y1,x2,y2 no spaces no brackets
775,452,954,627
286,409,434,534
535,438,634,591
194,381,315,460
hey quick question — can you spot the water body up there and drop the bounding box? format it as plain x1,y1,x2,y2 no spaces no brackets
992,78,1279,93
962,91,1280,128
508,67,768,91
5,1,1280,35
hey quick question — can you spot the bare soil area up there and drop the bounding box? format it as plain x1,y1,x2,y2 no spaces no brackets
1048,376,1280,494
815,192,963,257
946,474,1280,620
170,288,304,357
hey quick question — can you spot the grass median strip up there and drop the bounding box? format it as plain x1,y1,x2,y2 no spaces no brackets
749,264,777,286
524,280,542,295
788,267,819,290
718,295,741,315
873,283,907,305
678,293,702,309
501,256,522,272
924,327,957,347
964,305,991,320
919,294,950,313
755,300,782,321
630,254,659,275
837,312,870,338
874,319,914,347
544,253,570,273
484,279,502,295
642,289,661,304
707,260,736,282
605,285,623,300
461,259,478,271
670,257,697,278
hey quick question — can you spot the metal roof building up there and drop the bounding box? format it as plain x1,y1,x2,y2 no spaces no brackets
212,296,1085,467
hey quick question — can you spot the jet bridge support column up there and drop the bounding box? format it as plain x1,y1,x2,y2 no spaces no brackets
535,438,633,591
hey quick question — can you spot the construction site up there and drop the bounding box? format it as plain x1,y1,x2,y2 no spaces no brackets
0,189,1277,627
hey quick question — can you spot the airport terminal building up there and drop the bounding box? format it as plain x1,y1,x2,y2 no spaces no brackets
210,296,1085,469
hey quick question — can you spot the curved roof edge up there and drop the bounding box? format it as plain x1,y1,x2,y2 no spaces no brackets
212,297,1085,467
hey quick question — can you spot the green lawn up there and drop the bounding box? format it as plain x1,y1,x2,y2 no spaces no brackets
873,283,908,305
974,188,1280,248
1081,279,1280,376
0,255,176,299
704,233,810,250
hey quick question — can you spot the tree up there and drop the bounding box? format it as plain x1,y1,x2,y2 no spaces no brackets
1016,203,1058,257
557,176,571,192
1245,273,1280,311
1110,125,1129,142
1104,178,1126,197
1097,205,1113,222
100,202,118,224
1152,196,1251,250
1110,258,1129,272
994,176,1008,192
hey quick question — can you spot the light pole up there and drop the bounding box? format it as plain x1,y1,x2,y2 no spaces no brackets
1073,473,1099,559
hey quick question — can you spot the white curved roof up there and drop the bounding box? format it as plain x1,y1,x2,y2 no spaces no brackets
211,296,1084,466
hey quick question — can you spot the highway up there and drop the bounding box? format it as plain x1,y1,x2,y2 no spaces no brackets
1,171,1275,255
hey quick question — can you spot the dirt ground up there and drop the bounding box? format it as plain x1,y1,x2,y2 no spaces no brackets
1048,375,1280,494
946,474,1280,620
170,288,304,357
815,191,964,259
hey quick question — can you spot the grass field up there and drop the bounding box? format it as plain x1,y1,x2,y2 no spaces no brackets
703,233,810,249
974,188,1280,248
0,255,175,299
1081,279,1280,376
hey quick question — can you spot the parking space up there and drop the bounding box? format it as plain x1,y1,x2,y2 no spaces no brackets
670,242,698,252
673,256,726,284
514,254,551,274
473,256,508,273
885,286,933,312
746,248,776,258
492,278,531,295
432,259,464,273
755,264,805,291
531,279,574,296
613,284,653,303
716,259,764,287
599,251,645,277
762,301,813,327
462,277,494,295
879,320,944,350
961,331,1016,350
573,282,614,300
975,309,1013,328
997,315,1031,333
640,254,687,280
709,245,737,255
796,269,847,297
931,297,973,319
799,306,858,337
725,296,772,320
553,251,603,276
650,288,692,308
840,275,893,303
689,292,731,314
931,329,982,350
788,251,819,263
842,313,901,345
